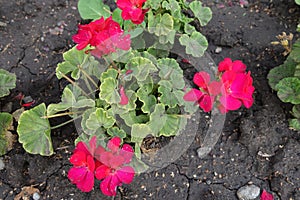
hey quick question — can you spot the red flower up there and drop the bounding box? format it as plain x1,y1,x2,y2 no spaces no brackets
219,70,255,112
116,0,149,24
95,137,135,196
72,17,131,56
184,72,221,112
260,190,274,200
218,57,247,73
68,137,100,192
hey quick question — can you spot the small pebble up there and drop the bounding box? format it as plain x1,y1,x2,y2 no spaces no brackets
215,46,222,53
33,192,41,200
0,158,4,170
237,184,260,200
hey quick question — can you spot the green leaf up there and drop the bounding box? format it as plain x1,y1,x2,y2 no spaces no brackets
296,0,300,6
112,8,123,26
125,57,158,82
78,0,111,20
0,112,13,156
157,58,185,89
291,104,300,118
86,108,116,130
100,68,118,82
275,77,300,104
290,39,300,63
131,124,153,143
0,69,16,98
189,1,212,26
148,12,174,37
17,103,53,156
137,84,157,113
289,118,300,130
158,81,180,107
56,46,100,80
267,57,297,90
148,104,167,136
144,0,163,10
179,32,208,57
120,111,149,127
81,108,99,135
184,23,196,35
107,127,127,139
47,86,95,115
99,77,120,104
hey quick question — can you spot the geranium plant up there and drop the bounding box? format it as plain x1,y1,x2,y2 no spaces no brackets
16,0,255,196
0,69,16,156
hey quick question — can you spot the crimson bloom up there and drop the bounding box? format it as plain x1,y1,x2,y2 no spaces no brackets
119,86,129,105
116,0,149,24
219,70,255,112
95,137,135,196
184,71,221,112
72,17,131,57
218,57,247,73
68,137,100,192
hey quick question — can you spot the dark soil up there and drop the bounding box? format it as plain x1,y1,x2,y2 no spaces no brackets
0,0,299,199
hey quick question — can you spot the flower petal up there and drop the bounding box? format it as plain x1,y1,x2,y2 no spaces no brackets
100,175,120,196
76,171,94,192
260,190,274,200
220,95,242,111
107,137,121,153
193,71,210,89
116,166,135,184
232,60,247,73
69,151,87,166
120,144,134,164
119,86,129,105
218,58,232,72
199,94,214,112
95,165,111,180
183,89,203,102
68,167,87,184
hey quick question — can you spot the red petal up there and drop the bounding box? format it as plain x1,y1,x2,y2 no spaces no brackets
68,167,86,184
86,155,95,172
108,137,121,153
232,60,247,73
89,136,97,156
69,151,86,166
76,171,95,192
100,175,120,196
120,144,134,164
199,94,213,112
193,71,210,89
208,81,222,96
220,95,242,111
94,145,106,162
95,165,111,180
119,86,129,105
183,89,203,102
260,190,274,200
74,141,91,156
116,166,135,184
218,58,232,72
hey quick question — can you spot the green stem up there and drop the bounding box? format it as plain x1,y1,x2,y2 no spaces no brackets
50,118,76,130
60,73,89,97
42,111,82,119
78,66,99,89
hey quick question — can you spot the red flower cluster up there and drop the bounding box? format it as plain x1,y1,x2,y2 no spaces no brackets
72,17,131,57
68,136,135,196
117,0,149,24
184,58,255,113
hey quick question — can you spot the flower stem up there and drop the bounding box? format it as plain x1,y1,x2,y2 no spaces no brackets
78,66,99,89
60,73,89,97
50,118,76,130
42,111,82,119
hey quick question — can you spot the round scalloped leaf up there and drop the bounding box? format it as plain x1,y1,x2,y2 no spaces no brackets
85,108,115,130
158,80,180,107
125,57,158,82
290,39,300,63
78,0,111,20
292,104,300,118
17,103,53,156
179,32,208,57
189,1,212,26
289,118,300,130
148,12,174,37
0,112,13,156
99,77,120,104
296,0,300,5
267,57,296,90
107,127,126,139
275,77,300,104
131,124,153,143
0,69,16,98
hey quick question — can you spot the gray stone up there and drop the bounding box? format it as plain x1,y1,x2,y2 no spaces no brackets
237,184,260,200
0,158,4,170
33,192,41,200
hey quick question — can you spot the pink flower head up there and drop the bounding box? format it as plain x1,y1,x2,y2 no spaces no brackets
260,190,274,200
72,17,131,56
219,70,255,112
95,137,135,196
218,58,247,73
117,0,149,24
184,71,221,112
68,136,100,192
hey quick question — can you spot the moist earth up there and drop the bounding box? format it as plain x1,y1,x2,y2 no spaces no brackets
0,0,299,199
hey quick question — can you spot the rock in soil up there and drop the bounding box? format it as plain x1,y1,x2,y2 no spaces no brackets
237,184,260,200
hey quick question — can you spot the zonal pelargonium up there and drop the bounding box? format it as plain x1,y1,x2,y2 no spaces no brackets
15,0,255,197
